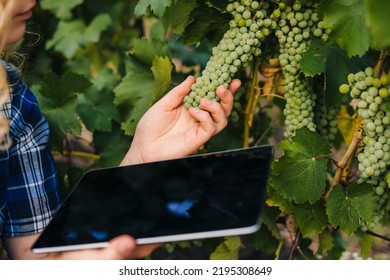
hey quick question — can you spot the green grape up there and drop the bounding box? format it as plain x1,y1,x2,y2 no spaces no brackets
379,88,389,98
275,1,329,138
343,68,390,232
184,0,276,109
339,84,350,94
314,98,339,142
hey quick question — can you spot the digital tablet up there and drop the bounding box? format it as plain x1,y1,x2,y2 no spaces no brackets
32,145,274,254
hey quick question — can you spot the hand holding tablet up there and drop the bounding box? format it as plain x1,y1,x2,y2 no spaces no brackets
32,145,274,254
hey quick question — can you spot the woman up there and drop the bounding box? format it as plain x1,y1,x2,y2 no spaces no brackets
0,0,240,259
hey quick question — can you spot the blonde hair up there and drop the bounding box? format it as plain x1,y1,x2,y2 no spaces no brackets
0,0,15,150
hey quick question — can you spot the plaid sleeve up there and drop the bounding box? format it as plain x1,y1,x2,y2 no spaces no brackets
0,66,61,237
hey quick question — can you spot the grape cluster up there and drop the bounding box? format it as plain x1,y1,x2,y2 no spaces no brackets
274,1,329,138
340,68,390,180
359,179,389,231
314,101,338,142
183,0,276,109
230,86,245,123
339,67,390,230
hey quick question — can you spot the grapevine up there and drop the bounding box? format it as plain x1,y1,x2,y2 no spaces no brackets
184,0,331,139
339,67,390,231
181,0,390,257
183,0,276,109
274,1,329,138
314,98,339,143
26,0,390,260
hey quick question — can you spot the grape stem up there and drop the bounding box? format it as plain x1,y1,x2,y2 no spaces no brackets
255,123,273,146
260,92,286,100
244,57,261,147
366,230,390,243
325,116,363,200
374,50,387,77
52,150,101,161
287,229,308,260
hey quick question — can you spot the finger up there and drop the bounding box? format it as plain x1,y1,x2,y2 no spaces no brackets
108,235,161,259
188,107,217,141
105,235,139,259
228,79,242,94
54,235,137,260
216,85,234,117
157,76,195,109
58,235,159,260
199,98,228,134
130,243,162,259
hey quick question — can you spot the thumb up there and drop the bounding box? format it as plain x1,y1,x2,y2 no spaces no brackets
107,235,138,259
158,76,195,109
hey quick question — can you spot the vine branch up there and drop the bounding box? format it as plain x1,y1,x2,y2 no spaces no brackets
324,116,363,200
287,229,308,260
244,57,261,147
366,230,390,243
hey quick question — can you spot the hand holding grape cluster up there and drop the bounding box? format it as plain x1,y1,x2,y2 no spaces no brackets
183,0,273,109
183,0,390,232
183,0,329,140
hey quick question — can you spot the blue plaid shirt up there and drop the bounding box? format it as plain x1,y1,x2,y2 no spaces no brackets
0,63,61,237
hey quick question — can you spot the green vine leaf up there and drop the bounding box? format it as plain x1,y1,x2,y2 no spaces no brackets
150,21,168,42
360,233,374,259
84,14,113,43
246,206,281,256
364,0,390,49
134,0,173,17
32,71,91,149
266,178,296,213
317,0,370,57
205,0,229,11
151,56,173,101
300,39,329,77
301,39,360,107
77,68,120,132
301,40,361,79
165,0,198,35
94,123,133,167
46,14,112,59
246,225,280,256
294,201,328,238
388,188,390,212
386,172,390,207
271,128,331,204
40,0,83,20
318,230,334,256
326,183,376,235
132,38,171,65
45,19,87,58
210,236,241,260
181,2,230,46
113,57,154,136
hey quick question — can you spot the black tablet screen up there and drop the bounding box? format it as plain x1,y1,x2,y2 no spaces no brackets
32,145,274,251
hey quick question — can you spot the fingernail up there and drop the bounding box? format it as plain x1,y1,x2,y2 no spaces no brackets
190,107,201,113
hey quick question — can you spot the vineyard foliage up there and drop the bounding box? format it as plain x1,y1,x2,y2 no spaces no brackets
23,0,390,259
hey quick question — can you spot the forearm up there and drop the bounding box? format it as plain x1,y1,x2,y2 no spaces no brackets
3,233,159,260
120,142,146,166
3,233,50,260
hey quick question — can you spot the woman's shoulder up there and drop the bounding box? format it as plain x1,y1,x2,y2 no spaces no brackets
2,62,40,113
2,62,49,143
2,62,19,82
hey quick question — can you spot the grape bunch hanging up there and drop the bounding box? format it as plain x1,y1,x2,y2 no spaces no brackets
183,0,330,139
339,68,390,231
182,0,390,233
183,0,276,109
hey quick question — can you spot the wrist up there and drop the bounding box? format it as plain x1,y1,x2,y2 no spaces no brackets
120,143,144,166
